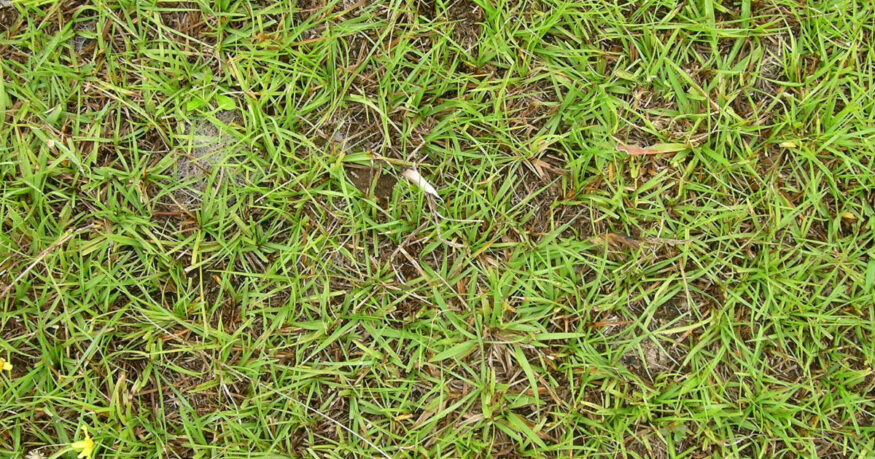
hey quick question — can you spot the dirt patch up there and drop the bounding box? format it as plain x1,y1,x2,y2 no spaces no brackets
626,426,669,459
448,0,482,51
330,103,409,204
753,38,788,97
506,163,565,237
0,317,41,380
0,1,20,34
158,1,213,46
623,338,676,380
600,297,693,383
618,85,691,147
345,164,398,203
379,239,445,285
728,36,791,123
504,80,560,135
161,350,249,416
415,0,482,62
329,103,386,153
293,0,327,25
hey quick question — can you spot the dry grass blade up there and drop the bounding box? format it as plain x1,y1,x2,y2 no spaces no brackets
616,142,687,156
592,233,641,250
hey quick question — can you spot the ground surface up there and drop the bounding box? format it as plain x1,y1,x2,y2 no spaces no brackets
1,0,874,457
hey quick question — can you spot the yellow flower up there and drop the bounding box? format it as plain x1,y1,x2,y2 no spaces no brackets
0,358,11,372
71,425,95,459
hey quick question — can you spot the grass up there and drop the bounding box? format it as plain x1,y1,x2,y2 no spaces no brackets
1,0,874,457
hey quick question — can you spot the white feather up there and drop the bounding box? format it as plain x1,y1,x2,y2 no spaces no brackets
401,168,441,200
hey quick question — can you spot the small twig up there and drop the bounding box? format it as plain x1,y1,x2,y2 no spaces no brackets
391,222,430,259
0,223,97,300
369,153,413,167
429,200,482,224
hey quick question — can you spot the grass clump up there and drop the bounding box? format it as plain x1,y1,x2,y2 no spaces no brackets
1,0,874,457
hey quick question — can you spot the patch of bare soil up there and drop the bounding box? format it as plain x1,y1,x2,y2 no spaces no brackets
597,297,692,384
329,102,387,153
415,0,482,63
0,1,20,34
329,103,412,206
158,1,215,47
508,163,565,237
626,426,669,459
505,79,560,136
292,0,327,25
447,0,482,51
346,165,398,204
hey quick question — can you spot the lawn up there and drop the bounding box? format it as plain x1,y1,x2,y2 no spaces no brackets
1,0,874,457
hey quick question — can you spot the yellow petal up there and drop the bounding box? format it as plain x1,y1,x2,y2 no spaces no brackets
78,446,94,459
72,425,95,459
0,359,11,371
75,439,94,459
